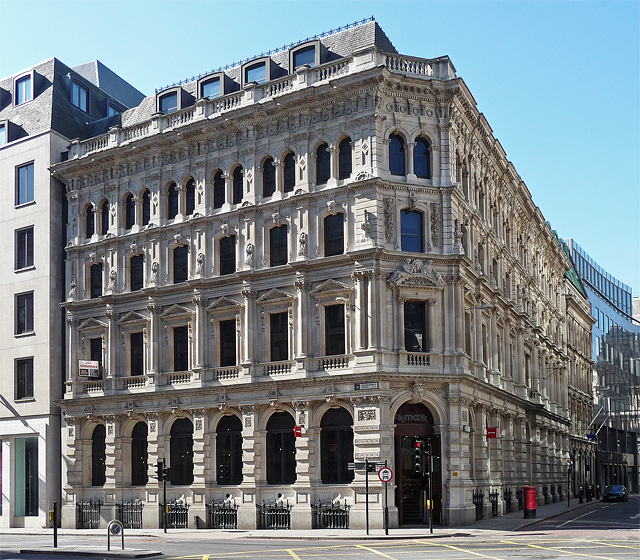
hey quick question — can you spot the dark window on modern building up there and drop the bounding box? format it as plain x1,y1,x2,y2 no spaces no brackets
130,332,144,376
232,166,243,205
315,143,330,185
16,357,34,400
404,301,427,352
266,412,296,484
91,424,106,486
338,137,352,180
213,171,225,209
216,415,243,485
173,245,188,283
263,157,276,198
125,194,135,229
320,408,354,484
185,178,195,215
167,183,179,220
90,337,102,363
219,236,236,275
160,92,178,114
270,312,288,361
269,225,288,267
15,292,34,334
100,200,109,234
141,190,150,226
293,45,316,68
389,134,405,176
16,75,32,105
90,263,103,298
400,209,423,252
283,152,295,192
324,213,344,256
325,304,345,356
72,81,89,113
130,254,144,291
16,227,34,270
173,325,189,372
245,62,266,84
0,123,6,146
201,77,221,99
108,104,121,117
413,138,431,179
15,437,38,516
219,319,236,367
16,162,34,205
131,422,148,486
170,418,193,485
86,206,95,238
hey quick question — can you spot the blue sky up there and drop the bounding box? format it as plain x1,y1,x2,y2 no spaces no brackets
2,0,638,293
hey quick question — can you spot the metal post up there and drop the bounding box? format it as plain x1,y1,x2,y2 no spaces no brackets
53,501,58,548
365,458,369,535
162,458,167,533
427,442,433,534
384,459,389,536
567,465,571,507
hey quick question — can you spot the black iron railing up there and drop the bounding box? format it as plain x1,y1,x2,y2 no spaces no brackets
257,500,291,529
312,500,350,529
472,490,484,521
116,500,144,529
206,500,238,529
76,499,101,529
504,487,512,513
516,487,524,510
161,501,189,529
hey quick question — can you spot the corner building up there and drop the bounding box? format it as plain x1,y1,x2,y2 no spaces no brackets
52,20,592,528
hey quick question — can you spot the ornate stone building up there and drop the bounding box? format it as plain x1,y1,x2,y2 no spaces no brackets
52,19,592,528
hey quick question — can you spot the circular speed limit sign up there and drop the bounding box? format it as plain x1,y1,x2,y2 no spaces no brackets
378,466,393,482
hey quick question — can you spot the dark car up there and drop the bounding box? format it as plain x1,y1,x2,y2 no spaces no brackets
602,484,628,502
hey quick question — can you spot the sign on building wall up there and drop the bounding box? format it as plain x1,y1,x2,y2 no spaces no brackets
78,360,100,378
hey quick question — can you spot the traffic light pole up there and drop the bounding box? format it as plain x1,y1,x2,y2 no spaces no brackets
427,441,433,534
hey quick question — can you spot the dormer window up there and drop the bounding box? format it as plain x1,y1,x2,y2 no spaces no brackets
15,74,33,105
72,81,89,113
201,77,221,99
293,46,316,68
159,91,178,114
245,62,266,85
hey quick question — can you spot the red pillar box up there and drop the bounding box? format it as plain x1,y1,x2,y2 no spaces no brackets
523,486,537,519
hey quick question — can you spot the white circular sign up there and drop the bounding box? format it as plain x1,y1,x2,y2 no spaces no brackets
378,466,393,482
108,519,123,535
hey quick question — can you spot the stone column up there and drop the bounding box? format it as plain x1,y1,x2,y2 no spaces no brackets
192,291,204,375
66,313,78,397
352,271,366,351
102,415,119,523
147,298,158,376
61,416,83,527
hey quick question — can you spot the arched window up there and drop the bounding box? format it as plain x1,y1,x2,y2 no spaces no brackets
324,213,344,257
389,134,405,176
216,415,243,485
141,190,150,226
213,170,225,209
131,422,148,486
130,254,144,291
219,236,236,276
185,178,196,216
86,205,95,238
321,408,354,484
232,166,243,205
125,193,135,229
100,200,109,235
266,412,296,485
173,245,188,283
400,209,423,252
338,137,352,180
270,225,288,267
283,152,295,193
315,143,330,185
262,157,276,198
170,418,194,486
413,137,431,179
91,424,106,486
167,183,179,220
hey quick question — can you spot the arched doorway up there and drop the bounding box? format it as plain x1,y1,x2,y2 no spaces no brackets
394,402,442,525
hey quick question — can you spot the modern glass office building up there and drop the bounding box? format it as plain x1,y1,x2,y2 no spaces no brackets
565,239,640,492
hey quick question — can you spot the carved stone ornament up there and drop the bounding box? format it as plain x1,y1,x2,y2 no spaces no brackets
298,231,307,256
412,382,426,401
195,253,204,276
354,170,373,181
68,278,77,301
383,198,394,242
387,258,445,288
150,261,159,285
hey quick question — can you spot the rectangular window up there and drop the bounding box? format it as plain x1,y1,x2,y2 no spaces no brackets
16,162,34,205
130,332,144,376
270,312,289,361
245,62,266,84
15,292,34,335
0,123,6,146
16,358,34,400
15,227,34,270
130,255,144,291
16,75,32,105
15,437,38,516
160,92,178,114
219,319,236,367
173,246,188,283
219,236,236,275
72,81,89,112
325,304,345,356
201,77,221,98
269,226,288,267
108,104,121,117
90,337,102,373
173,325,189,371
404,301,426,352
293,46,316,68
90,263,103,298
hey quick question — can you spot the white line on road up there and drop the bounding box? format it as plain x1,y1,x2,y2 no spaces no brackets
557,509,596,527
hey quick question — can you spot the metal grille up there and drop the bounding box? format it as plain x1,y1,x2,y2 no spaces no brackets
76,499,101,529
312,500,350,529
206,500,238,529
116,500,144,529
257,500,291,529
161,501,189,529
472,490,484,521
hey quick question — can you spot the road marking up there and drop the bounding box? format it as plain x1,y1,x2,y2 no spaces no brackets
286,550,302,560
581,540,640,550
557,509,595,527
355,544,400,560
413,540,505,560
501,540,616,560
630,513,640,520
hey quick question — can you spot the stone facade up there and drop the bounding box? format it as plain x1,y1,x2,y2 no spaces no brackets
52,20,592,528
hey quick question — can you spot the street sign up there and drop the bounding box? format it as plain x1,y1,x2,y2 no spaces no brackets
348,462,365,470
294,426,302,437
486,427,497,439
378,467,393,482
348,461,383,471
355,382,379,390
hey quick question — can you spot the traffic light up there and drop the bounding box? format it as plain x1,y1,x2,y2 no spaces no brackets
156,460,163,480
162,466,170,481
414,440,425,475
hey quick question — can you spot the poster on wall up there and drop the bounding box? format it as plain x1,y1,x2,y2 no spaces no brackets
78,360,100,378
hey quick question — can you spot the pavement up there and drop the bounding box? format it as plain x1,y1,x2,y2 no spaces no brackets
0,496,611,557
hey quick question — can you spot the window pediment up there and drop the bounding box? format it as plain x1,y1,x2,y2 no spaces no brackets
78,318,107,333
387,258,445,289
256,288,295,308
118,311,148,329
311,279,352,301
206,297,243,315
160,304,193,322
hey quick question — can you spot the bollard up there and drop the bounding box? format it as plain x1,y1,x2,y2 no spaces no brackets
523,486,536,519
586,484,592,502
579,486,584,504
472,490,484,521
504,487,512,513
488,490,499,517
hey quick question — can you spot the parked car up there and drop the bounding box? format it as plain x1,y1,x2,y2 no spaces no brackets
602,485,628,502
